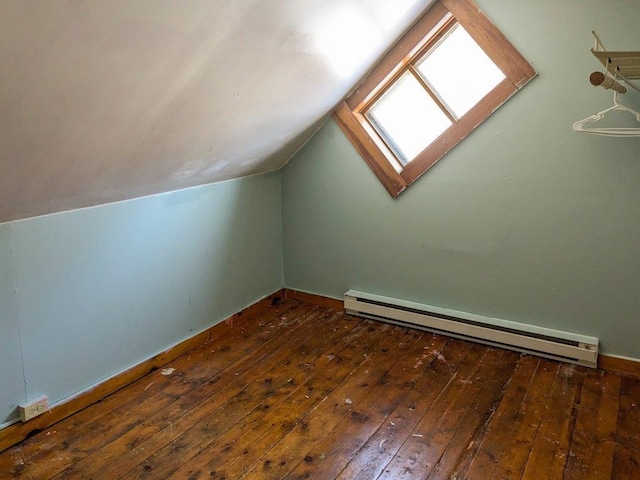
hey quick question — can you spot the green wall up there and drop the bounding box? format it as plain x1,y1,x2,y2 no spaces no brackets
282,0,640,359
0,172,282,425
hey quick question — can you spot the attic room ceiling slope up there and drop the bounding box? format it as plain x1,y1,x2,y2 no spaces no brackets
0,0,434,222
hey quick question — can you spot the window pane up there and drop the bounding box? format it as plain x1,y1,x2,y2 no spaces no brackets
367,72,452,163
417,25,505,117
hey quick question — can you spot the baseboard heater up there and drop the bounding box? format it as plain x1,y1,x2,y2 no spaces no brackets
344,290,598,368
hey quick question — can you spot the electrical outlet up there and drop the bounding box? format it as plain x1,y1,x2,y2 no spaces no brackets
18,395,49,422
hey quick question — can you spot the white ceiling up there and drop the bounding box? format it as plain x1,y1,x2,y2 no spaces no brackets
0,0,433,222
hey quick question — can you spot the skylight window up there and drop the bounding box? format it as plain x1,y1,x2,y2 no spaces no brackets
367,71,452,164
334,0,535,197
417,24,505,118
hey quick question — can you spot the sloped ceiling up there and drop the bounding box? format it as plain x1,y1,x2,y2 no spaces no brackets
0,0,433,222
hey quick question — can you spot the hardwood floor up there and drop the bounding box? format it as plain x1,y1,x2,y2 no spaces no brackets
1,299,638,479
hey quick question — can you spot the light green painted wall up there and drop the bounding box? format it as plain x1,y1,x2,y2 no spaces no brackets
0,172,282,425
0,224,25,424
282,0,640,358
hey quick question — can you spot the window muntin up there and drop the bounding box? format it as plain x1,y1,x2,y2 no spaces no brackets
366,72,452,164
417,24,505,118
334,0,536,198
362,21,506,166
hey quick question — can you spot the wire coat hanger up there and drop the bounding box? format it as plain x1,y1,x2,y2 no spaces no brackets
573,91,640,137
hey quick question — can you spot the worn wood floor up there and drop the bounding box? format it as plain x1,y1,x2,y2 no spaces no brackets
1,300,639,479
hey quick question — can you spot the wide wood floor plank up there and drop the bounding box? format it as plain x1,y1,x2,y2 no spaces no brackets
521,364,586,480
1,300,299,479
564,369,605,480
282,332,450,480
2,301,640,480
335,338,474,480
178,322,416,480
564,369,621,480
232,325,426,480
50,303,321,479
375,343,490,479
427,349,521,480
153,317,393,480
78,307,353,480
612,374,640,479
490,359,559,479
1,301,294,470
376,348,519,480
584,372,622,480
461,354,540,480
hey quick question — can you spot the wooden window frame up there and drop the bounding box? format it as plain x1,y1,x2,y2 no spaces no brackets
334,0,536,197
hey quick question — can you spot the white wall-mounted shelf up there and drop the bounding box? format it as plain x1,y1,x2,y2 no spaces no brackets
589,31,640,93
573,32,640,136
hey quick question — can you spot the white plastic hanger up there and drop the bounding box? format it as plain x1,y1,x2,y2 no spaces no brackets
573,91,640,137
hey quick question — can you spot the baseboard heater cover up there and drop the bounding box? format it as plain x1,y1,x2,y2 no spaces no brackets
344,290,598,368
